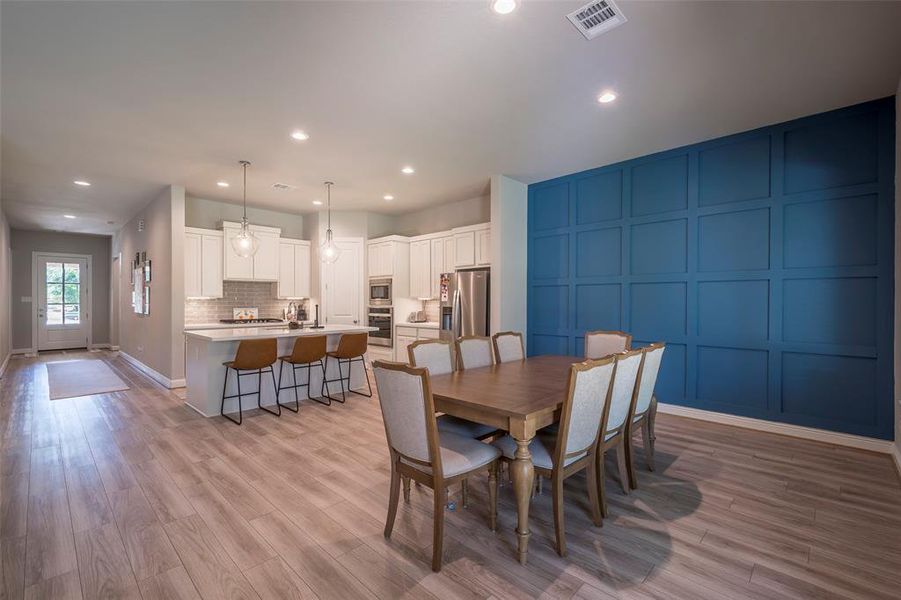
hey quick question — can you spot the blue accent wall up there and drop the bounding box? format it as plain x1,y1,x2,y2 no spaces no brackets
527,98,895,439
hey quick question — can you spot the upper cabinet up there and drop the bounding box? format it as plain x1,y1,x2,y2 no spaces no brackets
274,238,311,299
409,238,432,299
367,236,410,298
185,227,223,298
453,223,490,268
368,242,394,278
222,221,281,281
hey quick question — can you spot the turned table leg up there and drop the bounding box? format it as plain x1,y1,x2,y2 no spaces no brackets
510,434,535,565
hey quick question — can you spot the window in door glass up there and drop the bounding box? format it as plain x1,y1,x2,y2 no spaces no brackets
45,261,82,325
64,263,80,283
47,304,63,325
63,304,80,324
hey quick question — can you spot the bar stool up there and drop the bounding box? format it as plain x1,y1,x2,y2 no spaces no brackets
323,332,373,403
220,338,280,425
276,335,328,410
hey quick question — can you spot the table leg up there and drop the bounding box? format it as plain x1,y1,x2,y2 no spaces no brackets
510,435,535,565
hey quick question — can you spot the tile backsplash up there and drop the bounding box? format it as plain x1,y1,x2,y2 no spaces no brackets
185,281,309,323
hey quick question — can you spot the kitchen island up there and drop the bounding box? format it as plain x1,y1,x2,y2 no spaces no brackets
184,324,378,417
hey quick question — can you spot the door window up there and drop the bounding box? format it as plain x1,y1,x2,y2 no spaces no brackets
46,262,81,325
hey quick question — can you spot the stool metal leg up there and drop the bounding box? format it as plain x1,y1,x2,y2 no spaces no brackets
220,366,243,425
346,356,373,398
276,360,299,413
322,355,347,404
315,359,331,405
257,367,281,417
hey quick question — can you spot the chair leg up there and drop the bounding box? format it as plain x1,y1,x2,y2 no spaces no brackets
312,359,331,406
488,463,498,532
402,475,411,502
385,459,401,539
616,441,630,495
552,472,566,557
432,483,446,572
257,368,281,417
346,356,374,398
597,448,608,518
461,479,468,508
626,425,638,490
586,452,603,527
646,400,657,471
536,476,543,495
220,367,242,425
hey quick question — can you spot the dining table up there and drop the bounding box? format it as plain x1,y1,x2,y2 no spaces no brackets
427,354,578,565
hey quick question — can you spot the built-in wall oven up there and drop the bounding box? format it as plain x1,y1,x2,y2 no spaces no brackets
369,278,392,306
368,306,393,347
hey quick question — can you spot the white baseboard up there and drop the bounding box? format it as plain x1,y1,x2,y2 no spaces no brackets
89,343,117,351
11,347,33,355
119,351,185,390
657,403,895,454
0,353,9,379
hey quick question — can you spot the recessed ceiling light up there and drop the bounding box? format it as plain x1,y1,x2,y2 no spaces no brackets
290,130,309,141
401,166,415,175
73,180,91,186
312,200,323,206
492,0,517,15
63,214,76,219
597,91,617,104
217,181,229,187
383,195,395,201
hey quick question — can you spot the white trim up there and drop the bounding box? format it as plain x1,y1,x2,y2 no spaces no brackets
0,353,9,379
119,351,186,389
32,251,93,352
658,403,895,454
11,347,33,355
891,443,901,480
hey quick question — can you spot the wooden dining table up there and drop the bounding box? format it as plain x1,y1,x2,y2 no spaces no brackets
428,354,578,565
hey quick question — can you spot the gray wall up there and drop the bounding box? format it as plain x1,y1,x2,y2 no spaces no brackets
186,196,305,239
10,229,112,350
390,195,490,237
0,199,11,373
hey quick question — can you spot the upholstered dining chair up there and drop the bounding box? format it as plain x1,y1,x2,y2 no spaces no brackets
373,361,500,572
492,356,616,556
625,343,665,489
492,331,525,363
456,336,494,369
584,330,632,359
597,348,643,512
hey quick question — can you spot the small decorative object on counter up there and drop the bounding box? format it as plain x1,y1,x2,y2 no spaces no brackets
288,321,301,330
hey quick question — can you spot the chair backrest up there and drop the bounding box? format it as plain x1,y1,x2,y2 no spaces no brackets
554,357,615,462
456,336,494,370
603,349,643,436
289,335,328,364
584,330,632,359
492,331,525,363
333,333,369,359
232,338,278,370
372,361,442,476
408,339,454,375
632,343,665,417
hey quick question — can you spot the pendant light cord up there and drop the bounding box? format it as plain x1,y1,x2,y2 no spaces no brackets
239,160,251,223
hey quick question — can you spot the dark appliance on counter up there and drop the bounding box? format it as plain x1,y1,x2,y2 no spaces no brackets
368,306,393,347
439,268,489,342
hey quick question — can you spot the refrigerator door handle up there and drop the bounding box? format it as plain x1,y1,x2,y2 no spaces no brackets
452,288,462,338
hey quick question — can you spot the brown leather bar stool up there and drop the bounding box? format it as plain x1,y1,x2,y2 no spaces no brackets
323,332,373,403
220,338,279,425
276,335,329,410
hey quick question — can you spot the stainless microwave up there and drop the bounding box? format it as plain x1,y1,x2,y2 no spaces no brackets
369,278,392,305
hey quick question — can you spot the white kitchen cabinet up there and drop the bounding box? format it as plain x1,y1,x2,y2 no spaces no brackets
222,221,281,281
453,223,490,268
274,238,312,299
476,227,491,266
409,238,432,299
395,335,418,362
442,236,456,273
185,227,223,298
430,237,445,299
367,236,410,298
368,242,393,278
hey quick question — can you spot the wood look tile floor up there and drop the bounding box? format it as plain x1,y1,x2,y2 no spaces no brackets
2,351,900,599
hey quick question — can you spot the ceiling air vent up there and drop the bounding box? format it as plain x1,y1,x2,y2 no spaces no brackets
567,0,627,40
271,182,295,191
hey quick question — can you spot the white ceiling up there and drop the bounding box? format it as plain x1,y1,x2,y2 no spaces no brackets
2,1,900,235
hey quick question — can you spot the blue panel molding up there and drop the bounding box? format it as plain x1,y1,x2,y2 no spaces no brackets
527,97,895,439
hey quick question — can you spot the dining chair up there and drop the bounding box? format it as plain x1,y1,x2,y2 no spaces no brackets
220,338,280,425
492,356,616,556
323,332,372,403
584,330,632,359
625,343,665,489
492,331,525,363
597,348,643,511
373,360,500,571
456,336,494,369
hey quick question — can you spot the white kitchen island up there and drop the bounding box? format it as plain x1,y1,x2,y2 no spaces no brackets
184,324,378,417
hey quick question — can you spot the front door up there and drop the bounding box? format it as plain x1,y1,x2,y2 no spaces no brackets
323,238,363,325
37,255,90,351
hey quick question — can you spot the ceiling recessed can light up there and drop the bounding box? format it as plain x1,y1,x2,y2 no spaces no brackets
312,200,323,206
383,194,395,201
64,215,76,219
290,130,309,141
598,91,617,104
73,180,91,186
217,181,229,187
492,0,517,15
401,166,415,174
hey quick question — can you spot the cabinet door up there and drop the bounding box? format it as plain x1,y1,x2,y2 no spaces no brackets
295,243,311,298
454,231,476,267
277,242,296,298
443,236,456,273
253,231,280,281
184,233,202,298
476,228,491,266
368,243,391,278
430,238,444,299
395,335,417,362
367,244,380,277
409,240,430,299
200,234,223,298
223,226,254,280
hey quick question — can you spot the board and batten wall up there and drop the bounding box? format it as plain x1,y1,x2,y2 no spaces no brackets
528,97,895,440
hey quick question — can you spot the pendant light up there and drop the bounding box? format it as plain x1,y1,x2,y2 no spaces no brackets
231,160,259,258
320,181,341,264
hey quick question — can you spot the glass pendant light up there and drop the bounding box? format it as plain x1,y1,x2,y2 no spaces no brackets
319,181,341,264
231,160,259,258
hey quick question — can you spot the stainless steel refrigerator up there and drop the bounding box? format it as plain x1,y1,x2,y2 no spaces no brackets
439,268,490,341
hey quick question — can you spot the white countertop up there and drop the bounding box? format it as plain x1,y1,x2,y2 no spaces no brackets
396,321,440,329
184,324,377,342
